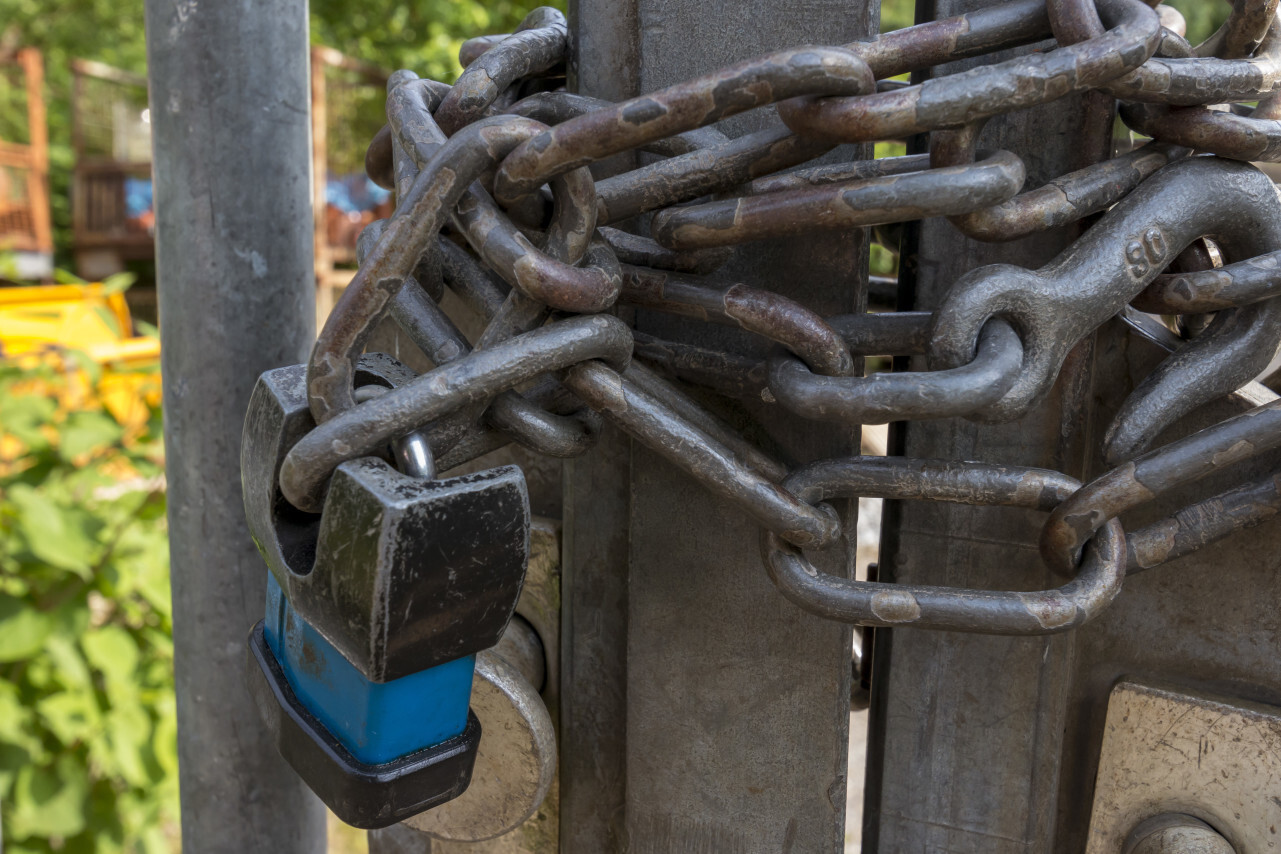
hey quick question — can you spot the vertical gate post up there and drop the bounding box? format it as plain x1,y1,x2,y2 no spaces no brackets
356,3,878,851
864,0,1114,848
562,2,877,851
144,1,327,850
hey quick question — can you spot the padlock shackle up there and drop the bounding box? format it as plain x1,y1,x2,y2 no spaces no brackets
283,313,632,512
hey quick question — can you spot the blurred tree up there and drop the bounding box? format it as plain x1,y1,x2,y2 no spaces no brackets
1163,0,1231,46
882,0,917,33
0,0,562,272
311,0,565,83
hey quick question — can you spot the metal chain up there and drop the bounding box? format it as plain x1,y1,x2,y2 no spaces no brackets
285,0,1281,635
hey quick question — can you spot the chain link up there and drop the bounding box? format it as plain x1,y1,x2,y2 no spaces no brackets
284,0,1281,634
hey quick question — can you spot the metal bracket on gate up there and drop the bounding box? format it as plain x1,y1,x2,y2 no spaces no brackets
1087,680,1281,853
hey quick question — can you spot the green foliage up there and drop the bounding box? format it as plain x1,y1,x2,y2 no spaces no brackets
0,354,175,853
1162,0,1231,46
881,0,917,33
0,0,562,273
0,5,557,849
870,141,906,276
310,0,562,178
310,0,566,84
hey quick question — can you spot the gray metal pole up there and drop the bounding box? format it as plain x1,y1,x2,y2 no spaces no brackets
144,1,327,850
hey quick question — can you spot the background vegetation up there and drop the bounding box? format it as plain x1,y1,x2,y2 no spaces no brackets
0,345,171,853
0,0,557,273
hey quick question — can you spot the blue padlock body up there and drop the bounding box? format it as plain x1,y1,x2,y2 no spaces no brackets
264,573,475,765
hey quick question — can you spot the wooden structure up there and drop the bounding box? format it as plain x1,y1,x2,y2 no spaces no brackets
310,45,391,320
0,48,53,279
69,48,389,314
70,59,154,282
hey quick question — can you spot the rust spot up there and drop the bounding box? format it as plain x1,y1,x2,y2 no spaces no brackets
298,636,327,679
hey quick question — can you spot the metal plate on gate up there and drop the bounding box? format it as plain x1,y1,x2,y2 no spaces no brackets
1087,680,1281,853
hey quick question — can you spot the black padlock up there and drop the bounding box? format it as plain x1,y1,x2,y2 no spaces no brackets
241,355,530,829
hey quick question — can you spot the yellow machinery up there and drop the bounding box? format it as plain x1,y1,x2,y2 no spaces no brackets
0,283,161,435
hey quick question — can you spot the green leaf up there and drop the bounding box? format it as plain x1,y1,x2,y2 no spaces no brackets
7,754,90,839
7,484,100,579
103,702,152,787
0,681,40,754
0,594,57,662
51,599,91,645
0,392,57,449
37,692,100,746
61,348,103,387
82,625,139,697
91,304,124,338
85,780,128,850
52,267,88,285
20,657,57,692
42,635,93,691
60,409,124,460
3,842,44,854
100,272,137,296
0,743,33,800
139,825,173,854
111,526,172,618
151,698,178,778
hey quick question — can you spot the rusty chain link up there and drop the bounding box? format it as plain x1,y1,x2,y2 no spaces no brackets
280,0,1281,635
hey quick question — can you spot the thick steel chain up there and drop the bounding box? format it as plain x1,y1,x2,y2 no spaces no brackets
285,0,1281,635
